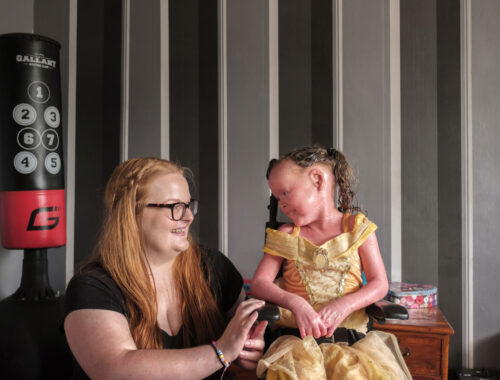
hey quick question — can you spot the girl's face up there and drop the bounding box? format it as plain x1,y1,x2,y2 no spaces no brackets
139,172,194,262
268,160,322,226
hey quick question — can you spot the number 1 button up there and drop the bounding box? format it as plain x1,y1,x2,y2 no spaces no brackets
28,81,50,103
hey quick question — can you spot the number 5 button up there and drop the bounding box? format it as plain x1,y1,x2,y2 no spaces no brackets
44,106,60,128
13,103,37,126
45,152,61,174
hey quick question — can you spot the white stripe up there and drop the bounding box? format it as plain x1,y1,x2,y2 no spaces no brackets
121,0,130,162
65,0,78,283
269,0,279,160
461,0,474,368
160,0,170,159
389,0,401,283
334,0,343,150
218,0,228,256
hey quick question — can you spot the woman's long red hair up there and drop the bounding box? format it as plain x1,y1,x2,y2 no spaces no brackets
85,157,224,349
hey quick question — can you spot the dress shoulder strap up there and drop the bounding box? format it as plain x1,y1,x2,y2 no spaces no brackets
342,213,351,233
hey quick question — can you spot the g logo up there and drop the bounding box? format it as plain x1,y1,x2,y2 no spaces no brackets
27,206,60,231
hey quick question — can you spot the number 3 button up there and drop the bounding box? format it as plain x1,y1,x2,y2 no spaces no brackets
44,106,60,128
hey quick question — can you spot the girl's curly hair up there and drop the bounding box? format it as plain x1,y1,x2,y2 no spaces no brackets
268,145,361,214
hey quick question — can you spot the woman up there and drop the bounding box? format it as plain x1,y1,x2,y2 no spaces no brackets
64,157,267,379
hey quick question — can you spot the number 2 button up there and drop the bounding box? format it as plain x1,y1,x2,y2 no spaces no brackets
13,103,37,126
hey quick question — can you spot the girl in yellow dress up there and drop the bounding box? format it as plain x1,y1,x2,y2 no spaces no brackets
251,146,412,380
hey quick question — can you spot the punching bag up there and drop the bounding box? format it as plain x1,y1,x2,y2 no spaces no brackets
0,33,66,249
0,33,71,380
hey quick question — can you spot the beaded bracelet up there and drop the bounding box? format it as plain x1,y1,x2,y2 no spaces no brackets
211,340,230,369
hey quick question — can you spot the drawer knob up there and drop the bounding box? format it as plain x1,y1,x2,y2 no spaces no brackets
401,347,411,358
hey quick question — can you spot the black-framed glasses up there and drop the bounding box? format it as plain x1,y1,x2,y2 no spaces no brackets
145,199,199,221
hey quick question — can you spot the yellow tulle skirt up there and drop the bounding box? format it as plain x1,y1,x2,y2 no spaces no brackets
256,331,412,380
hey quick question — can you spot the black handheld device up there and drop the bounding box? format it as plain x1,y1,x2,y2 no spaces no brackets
257,302,280,323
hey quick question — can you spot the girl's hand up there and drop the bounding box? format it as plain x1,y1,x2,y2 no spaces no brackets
216,298,265,363
290,297,327,339
235,319,268,370
318,298,350,337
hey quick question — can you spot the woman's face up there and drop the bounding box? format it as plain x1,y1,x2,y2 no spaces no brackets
139,172,194,262
268,160,321,226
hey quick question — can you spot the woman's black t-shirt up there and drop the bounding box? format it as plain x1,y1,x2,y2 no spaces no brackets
64,246,243,379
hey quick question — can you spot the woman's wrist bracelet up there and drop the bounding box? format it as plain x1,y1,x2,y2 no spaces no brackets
211,340,230,368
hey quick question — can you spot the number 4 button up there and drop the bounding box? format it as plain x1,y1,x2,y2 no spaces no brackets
14,151,38,174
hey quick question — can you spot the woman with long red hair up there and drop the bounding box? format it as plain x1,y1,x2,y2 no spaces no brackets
64,157,267,379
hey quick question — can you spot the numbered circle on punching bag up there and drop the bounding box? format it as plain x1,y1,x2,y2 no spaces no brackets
17,128,41,150
14,151,38,174
12,103,37,126
41,129,59,151
44,152,61,175
28,81,50,103
43,106,60,128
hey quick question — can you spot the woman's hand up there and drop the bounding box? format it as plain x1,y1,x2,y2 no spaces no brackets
290,297,327,339
235,319,268,370
216,298,265,363
318,298,350,337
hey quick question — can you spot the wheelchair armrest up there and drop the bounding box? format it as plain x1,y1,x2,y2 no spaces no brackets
257,302,280,326
366,299,409,325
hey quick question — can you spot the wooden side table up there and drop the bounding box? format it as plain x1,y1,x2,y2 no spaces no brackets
373,307,454,380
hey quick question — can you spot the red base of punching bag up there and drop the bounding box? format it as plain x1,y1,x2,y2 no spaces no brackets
0,189,66,249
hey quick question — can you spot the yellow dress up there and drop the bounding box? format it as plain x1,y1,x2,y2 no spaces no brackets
256,213,412,380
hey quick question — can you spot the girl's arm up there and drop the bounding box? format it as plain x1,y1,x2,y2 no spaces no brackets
319,231,389,336
64,298,264,380
252,253,327,338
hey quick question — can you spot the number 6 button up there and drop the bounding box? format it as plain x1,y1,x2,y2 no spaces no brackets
17,128,41,150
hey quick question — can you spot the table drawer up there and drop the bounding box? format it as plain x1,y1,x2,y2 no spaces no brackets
394,333,442,377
